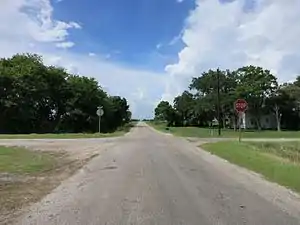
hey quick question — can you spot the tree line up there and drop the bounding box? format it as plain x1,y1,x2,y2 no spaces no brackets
0,54,131,134
155,66,300,131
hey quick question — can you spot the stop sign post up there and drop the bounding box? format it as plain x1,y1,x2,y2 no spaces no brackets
234,99,248,142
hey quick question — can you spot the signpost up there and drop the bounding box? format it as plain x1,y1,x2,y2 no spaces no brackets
96,106,104,133
234,99,248,142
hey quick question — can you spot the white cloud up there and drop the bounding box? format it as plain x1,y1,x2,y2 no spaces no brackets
168,30,183,46
164,0,300,102
2,0,300,118
42,53,166,118
0,0,165,119
0,0,80,49
55,41,75,49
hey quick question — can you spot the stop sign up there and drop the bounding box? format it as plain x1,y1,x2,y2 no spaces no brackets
235,99,248,113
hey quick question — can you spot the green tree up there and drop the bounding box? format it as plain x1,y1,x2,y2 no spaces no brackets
236,66,278,130
190,69,237,128
0,54,131,134
154,101,173,121
173,91,194,126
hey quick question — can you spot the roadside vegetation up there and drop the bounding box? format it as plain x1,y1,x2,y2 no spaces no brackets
201,141,300,193
0,54,135,222
148,121,300,139
0,54,132,135
0,146,60,174
0,121,136,139
0,146,78,222
153,66,300,133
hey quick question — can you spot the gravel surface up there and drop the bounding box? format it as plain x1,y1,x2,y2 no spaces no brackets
0,137,120,161
9,123,300,225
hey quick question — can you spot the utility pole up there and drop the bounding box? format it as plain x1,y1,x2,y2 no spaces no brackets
217,68,221,136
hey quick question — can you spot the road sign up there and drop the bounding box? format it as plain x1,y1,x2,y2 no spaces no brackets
235,99,248,113
96,108,104,116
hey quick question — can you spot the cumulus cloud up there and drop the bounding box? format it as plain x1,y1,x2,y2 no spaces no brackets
0,0,165,118
0,0,80,50
42,53,166,119
164,0,300,101
2,0,300,118
55,41,75,49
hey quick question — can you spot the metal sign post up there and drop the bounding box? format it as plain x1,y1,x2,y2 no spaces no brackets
234,99,248,142
238,112,243,142
96,106,104,133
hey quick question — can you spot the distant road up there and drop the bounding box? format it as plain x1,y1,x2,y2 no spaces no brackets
14,122,300,225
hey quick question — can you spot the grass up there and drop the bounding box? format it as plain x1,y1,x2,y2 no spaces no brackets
0,146,77,220
201,141,300,193
148,121,300,139
0,146,60,174
0,123,136,139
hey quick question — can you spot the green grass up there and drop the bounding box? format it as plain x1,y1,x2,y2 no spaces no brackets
201,141,300,193
0,146,60,174
147,122,300,139
0,123,136,139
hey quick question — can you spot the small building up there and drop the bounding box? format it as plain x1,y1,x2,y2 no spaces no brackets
239,112,277,130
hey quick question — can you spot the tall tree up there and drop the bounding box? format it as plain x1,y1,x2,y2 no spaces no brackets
236,66,278,130
0,54,131,134
173,91,194,126
190,69,237,128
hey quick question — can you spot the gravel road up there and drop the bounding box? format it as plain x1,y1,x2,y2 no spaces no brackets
12,122,300,225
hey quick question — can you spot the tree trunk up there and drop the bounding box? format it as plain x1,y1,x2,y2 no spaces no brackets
274,104,281,132
277,118,281,132
255,117,261,131
232,116,236,131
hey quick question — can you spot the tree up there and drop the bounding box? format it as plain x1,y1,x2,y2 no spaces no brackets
154,101,179,126
279,82,300,130
173,91,194,126
265,86,291,131
154,101,173,121
236,66,278,130
0,54,131,134
190,69,237,128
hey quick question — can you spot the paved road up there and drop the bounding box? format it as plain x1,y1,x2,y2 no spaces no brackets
14,123,300,225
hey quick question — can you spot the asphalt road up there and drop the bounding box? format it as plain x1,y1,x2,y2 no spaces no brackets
14,123,300,225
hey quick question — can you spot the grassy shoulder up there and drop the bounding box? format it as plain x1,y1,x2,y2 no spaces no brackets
147,121,300,139
0,146,89,222
0,122,135,139
0,146,61,174
201,141,300,193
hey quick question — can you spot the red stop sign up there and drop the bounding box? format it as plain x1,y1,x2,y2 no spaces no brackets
235,99,248,113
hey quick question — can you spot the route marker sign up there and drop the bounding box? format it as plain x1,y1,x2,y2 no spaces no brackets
97,107,104,133
96,108,104,116
235,99,248,113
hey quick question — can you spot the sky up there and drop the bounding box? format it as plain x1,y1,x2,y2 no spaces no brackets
1,0,300,119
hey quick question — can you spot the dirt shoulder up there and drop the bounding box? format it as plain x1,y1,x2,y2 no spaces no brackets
0,138,118,224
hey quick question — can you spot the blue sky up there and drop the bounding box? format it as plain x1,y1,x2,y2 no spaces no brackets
1,0,300,118
53,0,195,71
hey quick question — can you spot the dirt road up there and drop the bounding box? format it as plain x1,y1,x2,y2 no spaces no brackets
12,123,300,224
